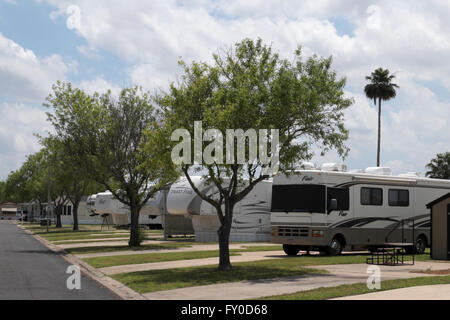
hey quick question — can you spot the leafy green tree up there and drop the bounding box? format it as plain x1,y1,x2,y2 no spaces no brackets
45,83,178,245
5,151,49,216
5,169,33,203
0,181,6,203
43,142,72,228
156,38,353,270
364,67,399,167
426,152,450,179
40,136,102,230
39,135,103,231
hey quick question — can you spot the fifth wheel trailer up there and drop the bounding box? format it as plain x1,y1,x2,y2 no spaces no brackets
167,176,272,242
271,165,450,256
88,190,194,235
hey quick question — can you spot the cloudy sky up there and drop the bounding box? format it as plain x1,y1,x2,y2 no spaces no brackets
0,0,449,179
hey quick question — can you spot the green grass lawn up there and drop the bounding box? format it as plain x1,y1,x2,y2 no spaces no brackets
111,259,327,294
52,238,136,245
109,251,431,294
83,245,283,268
45,234,131,242
260,275,450,300
85,250,240,268
65,243,194,254
23,224,109,233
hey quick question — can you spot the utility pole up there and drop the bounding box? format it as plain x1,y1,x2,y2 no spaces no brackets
47,157,50,233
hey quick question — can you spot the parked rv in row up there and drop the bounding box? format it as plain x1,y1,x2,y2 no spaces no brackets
167,176,272,242
85,163,450,255
271,164,450,256
86,188,194,235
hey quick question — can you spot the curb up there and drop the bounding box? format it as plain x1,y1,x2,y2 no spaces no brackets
17,223,147,300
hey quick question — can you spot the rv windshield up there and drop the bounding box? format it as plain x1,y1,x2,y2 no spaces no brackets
271,185,326,213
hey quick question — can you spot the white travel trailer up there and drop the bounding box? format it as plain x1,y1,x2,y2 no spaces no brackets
89,190,193,234
142,188,195,235
92,190,162,227
93,191,129,225
86,194,97,215
167,176,272,242
271,164,450,256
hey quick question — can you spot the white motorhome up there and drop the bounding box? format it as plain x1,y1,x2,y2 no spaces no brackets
167,176,272,242
271,164,450,256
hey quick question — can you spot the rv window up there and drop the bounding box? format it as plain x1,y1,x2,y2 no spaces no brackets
388,189,409,207
327,188,350,211
361,187,383,206
271,185,326,213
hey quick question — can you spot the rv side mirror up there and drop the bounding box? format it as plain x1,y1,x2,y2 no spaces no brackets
329,199,338,211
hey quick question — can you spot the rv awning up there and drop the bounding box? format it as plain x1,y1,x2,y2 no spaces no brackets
334,176,418,188
2,208,17,213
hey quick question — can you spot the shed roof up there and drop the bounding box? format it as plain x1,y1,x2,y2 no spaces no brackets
426,193,450,209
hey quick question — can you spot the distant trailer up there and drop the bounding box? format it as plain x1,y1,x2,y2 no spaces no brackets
167,176,272,242
89,188,194,235
271,164,450,256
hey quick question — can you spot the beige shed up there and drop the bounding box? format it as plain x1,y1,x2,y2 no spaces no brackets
427,193,450,260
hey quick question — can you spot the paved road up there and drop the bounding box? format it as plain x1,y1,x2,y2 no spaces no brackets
0,222,119,300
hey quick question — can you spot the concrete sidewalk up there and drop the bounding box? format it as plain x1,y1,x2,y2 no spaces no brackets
52,237,131,244
99,251,285,275
51,233,163,244
312,261,450,277
334,284,450,300
58,239,168,249
76,243,280,259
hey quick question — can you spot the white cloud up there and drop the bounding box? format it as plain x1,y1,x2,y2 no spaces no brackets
15,0,450,174
78,76,121,96
0,102,52,179
0,32,76,102
76,45,101,60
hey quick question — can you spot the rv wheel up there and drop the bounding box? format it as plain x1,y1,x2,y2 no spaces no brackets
327,237,343,256
283,245,300,256
415,236,426,254
405,236,427,254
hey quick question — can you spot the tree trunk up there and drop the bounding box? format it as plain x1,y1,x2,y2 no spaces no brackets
56,206,62,228
217,203,234,271
38,201,43,219
72,201,79,232
129,200,141,247
377,98,382,167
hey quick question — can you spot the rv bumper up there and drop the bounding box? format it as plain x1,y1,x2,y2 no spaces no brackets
270,226,329,246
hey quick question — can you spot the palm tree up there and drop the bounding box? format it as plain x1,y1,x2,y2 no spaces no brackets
426,152,450,179
364,68,399,167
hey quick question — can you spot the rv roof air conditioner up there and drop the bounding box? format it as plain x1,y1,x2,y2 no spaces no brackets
320,163,347,172
299,162,316,170
365,167,392,176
